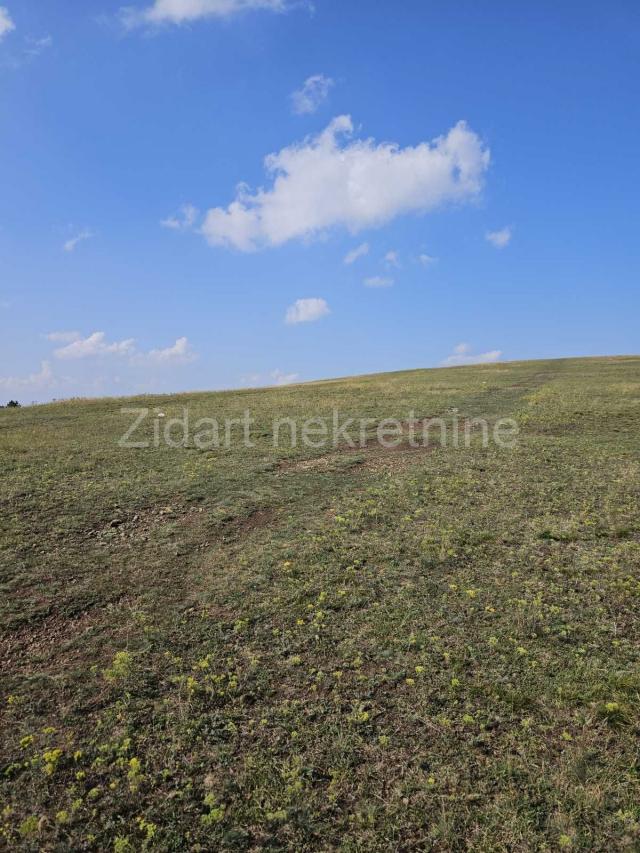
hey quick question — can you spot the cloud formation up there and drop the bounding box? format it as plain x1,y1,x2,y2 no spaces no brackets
485,226,512,248
270,369,299,386
51,331,197,365
63,228,94,253
122,0,289,28
364,276,393,288
53,332,135,360
161,203,198,231
291,74,334,115
25,35,52,58
343,242,369,265
0,361,53,392
0,7,14,41
139,336,196,365
2,332,197,403
418,253,436,266
441,342,502,366
285,297,330,325
202,116,490,251
241,368,300,387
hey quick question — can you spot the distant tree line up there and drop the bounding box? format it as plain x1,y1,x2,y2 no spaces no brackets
0,400,20,408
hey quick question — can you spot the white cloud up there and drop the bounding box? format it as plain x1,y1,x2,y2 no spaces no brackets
2,332,197,403
46,331,81,343
270,368,299,386
202,116,490,252
53,332,135,360
384,250,400,268
63,228,94,253
364,276,393,288
285,297,330,325
161,203,198,231
0,361,54,393
25,34,52,57
343,242,369,265
0,7,15,41
2,33,52,71
52,331,197,366
485,226,512,249
291,74,334,115
418,253,437,266
441,342,502,366
122,0,290,28
241,368,300,387
140,336,196,364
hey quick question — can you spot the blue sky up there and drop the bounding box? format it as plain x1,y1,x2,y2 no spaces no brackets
1,0,638,402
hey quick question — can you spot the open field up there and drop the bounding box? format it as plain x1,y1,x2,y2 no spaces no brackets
1,356,639,851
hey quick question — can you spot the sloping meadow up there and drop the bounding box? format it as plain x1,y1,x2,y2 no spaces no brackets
1,357,639,850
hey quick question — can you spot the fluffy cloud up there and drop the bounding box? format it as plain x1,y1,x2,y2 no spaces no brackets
161,203,198,230
202,116,490,252
0,361,54,392
122,0,289,27
0,7,15,40
63,228,94,253
52,331,196,365
285,297,330,325
139,336,196,364
364,276,393,288
485,226,512,248
418,253,437,266
344,242,369,265
2,332,197,403
53,332,135,360
441,342,502,366
291,74,334,115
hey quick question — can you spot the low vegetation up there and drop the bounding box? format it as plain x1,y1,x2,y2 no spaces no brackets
1,356,639,850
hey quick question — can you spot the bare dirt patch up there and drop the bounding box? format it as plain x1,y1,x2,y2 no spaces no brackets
0,605,118,677
278,436,437,476
229,507,276,534
88,504,205,543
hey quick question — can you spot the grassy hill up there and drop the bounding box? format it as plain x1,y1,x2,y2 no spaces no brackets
1,356,639,850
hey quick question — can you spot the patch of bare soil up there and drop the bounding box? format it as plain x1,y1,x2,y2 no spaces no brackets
87,505,205,543
279,438,437,476
0,605,117,677
223,507,276,536
277,416,499,475
530,423,579,437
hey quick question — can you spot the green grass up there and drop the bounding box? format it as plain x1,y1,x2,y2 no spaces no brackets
1,356,639,851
